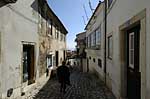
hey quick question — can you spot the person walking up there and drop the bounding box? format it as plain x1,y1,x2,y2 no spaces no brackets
57,61,70,94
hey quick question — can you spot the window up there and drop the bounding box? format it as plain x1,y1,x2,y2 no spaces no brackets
89,56,91,60
55,26,59,39
57,29,59,39
96,28,101,45
86,37,88,48
94,32,96,46
87,36,90,48
47,19,52,35
108,36,112,59
60,33,63,41
108,0,113,8
64,35,66,42
129,33,134,69
47,55,52,68
88,34,91,48
91,33,94,47
93,58,95,62
98,59,102,68
92,32,96,47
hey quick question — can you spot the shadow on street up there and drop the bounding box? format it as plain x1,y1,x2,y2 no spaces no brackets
32,68,116,99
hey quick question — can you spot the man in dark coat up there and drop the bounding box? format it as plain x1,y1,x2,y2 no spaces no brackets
57,61,70,93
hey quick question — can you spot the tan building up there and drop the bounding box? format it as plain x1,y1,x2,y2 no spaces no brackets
85,2,105,79
38,0,68,78
75,32,86,72
105,0,150,99
0,0,67,98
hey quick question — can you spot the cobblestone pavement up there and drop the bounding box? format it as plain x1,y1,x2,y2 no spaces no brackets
23,68,116,99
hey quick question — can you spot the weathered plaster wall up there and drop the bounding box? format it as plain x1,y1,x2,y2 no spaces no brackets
51,38,66,66
0,0,39,98
38,11,67,76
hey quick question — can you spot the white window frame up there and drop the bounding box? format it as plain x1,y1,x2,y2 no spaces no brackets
96,27,101,45
47,55,53,68
129,32,134,69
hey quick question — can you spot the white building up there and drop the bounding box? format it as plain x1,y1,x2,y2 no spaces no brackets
105,0,150,99
85,2,105,80
0,0,67,98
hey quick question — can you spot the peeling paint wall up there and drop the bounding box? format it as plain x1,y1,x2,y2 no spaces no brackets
38,2,67,77
0,0,39,98
0,0,67,98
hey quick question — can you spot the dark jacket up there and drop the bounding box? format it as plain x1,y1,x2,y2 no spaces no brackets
57,65,70,83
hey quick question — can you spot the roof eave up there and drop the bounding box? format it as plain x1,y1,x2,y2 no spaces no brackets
84,1,104,30
45,1,68,34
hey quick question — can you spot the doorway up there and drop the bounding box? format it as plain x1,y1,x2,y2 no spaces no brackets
63,50,66,61
126,24,141,99
55,51,59,66
87,58,89,72
47,55,52,68
23,44,35,85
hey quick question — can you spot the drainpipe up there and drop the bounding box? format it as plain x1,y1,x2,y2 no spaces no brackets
104,0,107,85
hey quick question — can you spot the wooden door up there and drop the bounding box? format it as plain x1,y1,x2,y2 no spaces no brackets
55,51,59,66
87,58,89,72
127,25,141,99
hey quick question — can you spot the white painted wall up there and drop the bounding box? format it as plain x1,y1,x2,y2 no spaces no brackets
0,0,39,98
106,0,150,98
86,3,105,80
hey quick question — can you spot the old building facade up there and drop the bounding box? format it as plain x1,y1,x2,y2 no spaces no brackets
85,2,105,79
0,0,67,98
75,32,86,72
38,0,67,78
105,0,150,99
85,0,150,99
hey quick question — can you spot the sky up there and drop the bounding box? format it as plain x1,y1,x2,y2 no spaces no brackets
48,0,104,50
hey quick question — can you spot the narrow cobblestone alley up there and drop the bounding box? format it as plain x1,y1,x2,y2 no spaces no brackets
22,68,116,99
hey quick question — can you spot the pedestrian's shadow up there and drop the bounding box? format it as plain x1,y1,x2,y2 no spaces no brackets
32,68,77,99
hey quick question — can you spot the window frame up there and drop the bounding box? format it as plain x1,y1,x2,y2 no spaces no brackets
47,55,53,68
98,59,102,68
108,0,113,8
108,35,113,59
95,27,101,46
55,26,59,39
47,19,52,36
129,32,134,69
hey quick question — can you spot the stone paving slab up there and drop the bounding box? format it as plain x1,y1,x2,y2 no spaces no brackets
20,68,116,99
